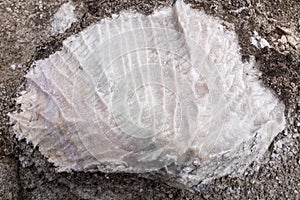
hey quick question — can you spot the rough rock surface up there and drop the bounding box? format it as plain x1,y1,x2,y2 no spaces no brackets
0,0,299,199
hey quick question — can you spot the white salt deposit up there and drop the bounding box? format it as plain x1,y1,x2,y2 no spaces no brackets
10,1,285,189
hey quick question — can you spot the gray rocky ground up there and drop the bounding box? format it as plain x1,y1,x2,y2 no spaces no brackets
0,0,299,199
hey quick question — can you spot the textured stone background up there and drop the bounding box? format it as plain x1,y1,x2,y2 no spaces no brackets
0,0,299,199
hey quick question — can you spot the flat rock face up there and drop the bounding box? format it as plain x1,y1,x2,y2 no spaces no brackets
10,1,285,189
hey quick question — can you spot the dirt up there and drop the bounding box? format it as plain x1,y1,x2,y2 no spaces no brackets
0,0,299,199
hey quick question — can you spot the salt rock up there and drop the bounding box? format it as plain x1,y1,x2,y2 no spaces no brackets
10,1,285,189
